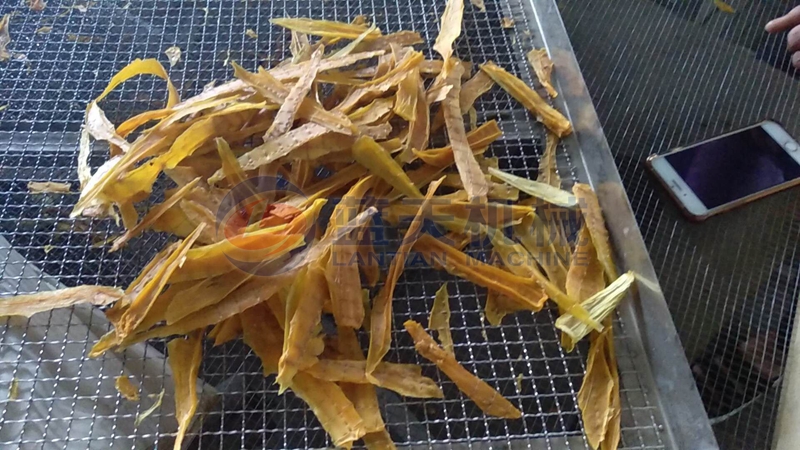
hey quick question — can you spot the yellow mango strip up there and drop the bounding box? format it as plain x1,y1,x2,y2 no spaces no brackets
393,68,419,121
514,213,568,290
526,48,558,98
270,17,382,40
566,225,606,307
304,359,444,399
412,120,501,166
115,108,171,139
232,63,355,136
352,135,423,199
94,58,179,108
578,330,615,450
602,325,622,450
116,225,205,338
168,232,304,282
179,201,218,244
433,0,464,64
480,61,572,137
573,183,619,281
325,177,375,328
335,327,386,434
488,228,598,330
167,330,203,450
0,285,123,318
348,97,395,125
443,59,488,200
366,178,444,375
431,70,494,131
214,137,248,188
330,24,378,59
291,372,367,448
285,163,367,208
358,233,381,287
277,262,328,392
208,315,243,346
289,31,312,62
241,302,284,375
429,283,454,353
110,177,200,252
399,75,431,163
115,376,139,401
358,122,393,140
440,173,519,201
269,50,386,81
354,30,424,53
166,270,252,325
488,167,577,208
404,320,522,419
414,234,547,311
537,132,561,187
384,200,534,232
555,272,634,343
266,46,325,140
85,102,131,153
225,123,330,178
118,201,139,231
135,389,165,427
335,51,424,113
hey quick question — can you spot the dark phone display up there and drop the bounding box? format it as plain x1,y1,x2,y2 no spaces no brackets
665,126,800,209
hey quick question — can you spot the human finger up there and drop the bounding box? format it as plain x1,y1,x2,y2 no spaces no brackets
766,6,800,34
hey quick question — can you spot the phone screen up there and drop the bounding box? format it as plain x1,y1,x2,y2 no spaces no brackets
665,126,800,209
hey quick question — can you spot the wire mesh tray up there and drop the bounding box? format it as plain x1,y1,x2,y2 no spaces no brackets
0,0,717,448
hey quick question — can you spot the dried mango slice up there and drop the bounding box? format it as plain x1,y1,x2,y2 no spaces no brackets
325,178,375,328
573,183,619,280
537,132,560,187
27,181,70,193
578,330,614,450
348,97,394,125
167,330,203,450
291,372,367,449
335,327,386,434
443,59,489,200
269,50,386,82
432,70,494,131
602,325,621,450
393,67,419,121
412,120,501,166
335,51,424,113
566,225,606,306
86,102,131,153
429,283,454,353
305,359,444,399
480,61,571,137
413,234,547,312
116,224,205,338
404,320,521,419
401,75,431,163
526,48,558,98
270,17,381,40
352,135,423,199
555,272,634,343
433,0,464,64
208,314,243,346
111,177,200,251
331,24,378,59
366,177,444,375
241,302,284,375
277,261,329,392
115,376,139,401
488,167,576,208
513,213,568,290
383,200,533,232
94,58,179,108
266,46,324,140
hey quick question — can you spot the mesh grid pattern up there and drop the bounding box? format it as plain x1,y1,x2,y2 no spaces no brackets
558,0,800,449
0,0,666,449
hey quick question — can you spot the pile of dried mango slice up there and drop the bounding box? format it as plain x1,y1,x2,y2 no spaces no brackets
1,2,637,449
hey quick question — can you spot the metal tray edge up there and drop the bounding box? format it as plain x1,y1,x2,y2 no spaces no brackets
524,1,719,448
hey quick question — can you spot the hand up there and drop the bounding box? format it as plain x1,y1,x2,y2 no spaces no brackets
766,6,800,69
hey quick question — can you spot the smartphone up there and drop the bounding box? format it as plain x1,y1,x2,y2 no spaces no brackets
646,120,800,221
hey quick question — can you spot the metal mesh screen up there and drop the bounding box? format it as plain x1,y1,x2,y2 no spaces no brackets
0,0,667,449
558,0,800,449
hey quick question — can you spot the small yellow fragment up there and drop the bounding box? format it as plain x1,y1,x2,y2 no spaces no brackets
245,28,258,39
713,0,735,14
115,376,140,401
